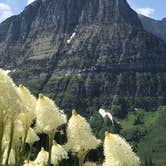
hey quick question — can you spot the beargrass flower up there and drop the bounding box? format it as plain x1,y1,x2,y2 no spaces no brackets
18,112,36,153
17,84,37,113
36,94,66,134
66,110,101,153
26,127,40,145
17,84,36,132
17,84,36,123
36,94,67,165
0,69,26,117
17,85,37,153
51,140,68,165
0,69,27,164
103,132,140,166
26,127,40,161
34,147,49,165
66,110,101,166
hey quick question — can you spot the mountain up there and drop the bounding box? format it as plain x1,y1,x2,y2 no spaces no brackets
0,0,166,164
0,0,145,68
139,14,166,41
0,0,165,111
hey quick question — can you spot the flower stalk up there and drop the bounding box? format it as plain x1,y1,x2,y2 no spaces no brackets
0,112,6,163
78,153,85,166
20,126,29,153
4,121,14,165
0,120,4,163
27,144,33,162
48,131,55,166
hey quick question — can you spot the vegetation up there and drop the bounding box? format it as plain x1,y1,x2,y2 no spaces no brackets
10,68,166,165
0,69,141,166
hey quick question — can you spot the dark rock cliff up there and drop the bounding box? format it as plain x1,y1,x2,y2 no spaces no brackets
0,0,142,67
0,0,166,113
139,14,166,42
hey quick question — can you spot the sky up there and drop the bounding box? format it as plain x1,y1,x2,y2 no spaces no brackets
0,0,166,23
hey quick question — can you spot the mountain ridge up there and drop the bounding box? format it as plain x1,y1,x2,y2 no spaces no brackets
139,14,166,41
0,0,144,68
0,0,165,101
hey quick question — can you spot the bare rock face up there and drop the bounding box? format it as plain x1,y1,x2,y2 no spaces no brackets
139,14,166,41
0,0,141,67
0,0,166,112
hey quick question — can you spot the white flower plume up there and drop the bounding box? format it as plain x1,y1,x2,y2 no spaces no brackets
51,141,68,165
65,110,101,154
103,132,140,166
36,94,67,134
26,127,40,145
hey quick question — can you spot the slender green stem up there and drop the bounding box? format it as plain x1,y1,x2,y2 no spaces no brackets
21,126,28,153
27,144,33,161
15,145,19,165
17,126,29,165
0,120,4,163
54,161,59,166
78,151,88,166
5,121,14,165
79,155,84,166
48,131,54,166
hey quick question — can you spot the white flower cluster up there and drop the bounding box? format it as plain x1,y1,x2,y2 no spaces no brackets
51,141,68,165
36,94,67,134
0,69,68,165
26,127,40,145
0,69,26,117
66,110,101,154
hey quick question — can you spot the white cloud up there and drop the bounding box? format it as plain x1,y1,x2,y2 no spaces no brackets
136,8,155,17
127,0,155,18
0,3,13,23
27,0,36,5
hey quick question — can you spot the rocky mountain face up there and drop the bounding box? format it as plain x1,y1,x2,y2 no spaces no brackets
139,14,166,41
0,0,165,112
0,0,143,67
